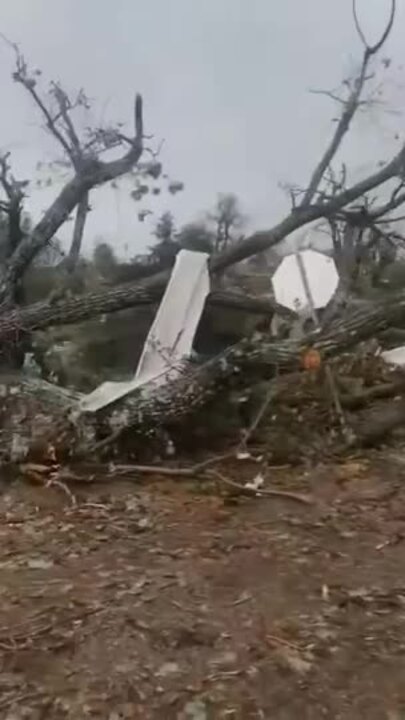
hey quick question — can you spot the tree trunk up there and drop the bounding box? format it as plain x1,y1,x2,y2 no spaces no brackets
0,281,290,347
0,144,143,304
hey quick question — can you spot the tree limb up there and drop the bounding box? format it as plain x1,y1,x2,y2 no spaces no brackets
49,82,83,165
0,99,144,304
371,187,405,221
300,0,396,208
0,281,290,346
212,142,405,272
10,49,75,163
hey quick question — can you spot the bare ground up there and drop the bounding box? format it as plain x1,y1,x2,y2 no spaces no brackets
1,452,405,719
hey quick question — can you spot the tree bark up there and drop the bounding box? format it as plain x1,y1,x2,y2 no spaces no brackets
4,232,405,349
0,282,291,346
0,284,402,462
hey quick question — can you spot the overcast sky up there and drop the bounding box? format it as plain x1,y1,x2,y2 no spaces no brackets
0,0,404,259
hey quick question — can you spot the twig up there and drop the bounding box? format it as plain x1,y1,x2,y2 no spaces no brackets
309,88,346,105
75,457,314,504
239,379,278,450
114,463,195,477
15,60,74,162
50,82,82,161
265,633,303,651
353,0,396,54
187,452,238,472
113,452,236,478
208,470,314,505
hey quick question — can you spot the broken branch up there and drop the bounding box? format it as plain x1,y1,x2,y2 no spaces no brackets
300,0,396,208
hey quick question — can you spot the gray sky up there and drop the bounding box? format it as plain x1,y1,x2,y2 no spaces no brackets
0,0,404,259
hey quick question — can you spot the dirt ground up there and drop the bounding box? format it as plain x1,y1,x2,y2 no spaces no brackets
1,452,405,719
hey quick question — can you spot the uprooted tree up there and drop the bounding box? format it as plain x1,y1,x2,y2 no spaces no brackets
1,0,405,462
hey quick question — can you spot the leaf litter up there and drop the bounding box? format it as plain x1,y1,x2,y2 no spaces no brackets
0,453,405,717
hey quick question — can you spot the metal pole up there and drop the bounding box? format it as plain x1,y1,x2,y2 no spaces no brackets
295,252,352,441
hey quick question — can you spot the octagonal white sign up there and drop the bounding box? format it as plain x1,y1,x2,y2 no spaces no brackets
272,249,338,313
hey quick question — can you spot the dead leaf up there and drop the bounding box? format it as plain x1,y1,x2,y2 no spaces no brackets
157,661,180,677
26,557,54,570
274,645,313,675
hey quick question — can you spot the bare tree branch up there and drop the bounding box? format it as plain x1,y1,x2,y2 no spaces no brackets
309,88,347,105
301,58,370,208
371,186,405,220
49,82,82,165
212,141,405,272
336,182,405,226
0,93,144,304
375,214,405,225
353,0,396,54
134,93,143,139
300,0,396,208
10,51,75,163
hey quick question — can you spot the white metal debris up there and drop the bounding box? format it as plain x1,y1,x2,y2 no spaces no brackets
79,250,210,412
381,345,405,367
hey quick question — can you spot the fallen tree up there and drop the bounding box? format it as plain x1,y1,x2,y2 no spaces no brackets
0,282,291,351
0,280,403,463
